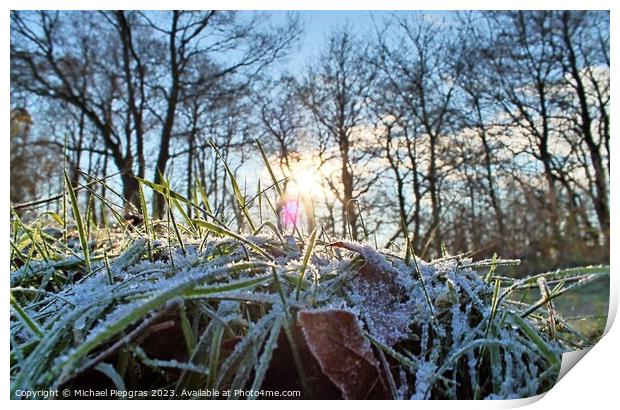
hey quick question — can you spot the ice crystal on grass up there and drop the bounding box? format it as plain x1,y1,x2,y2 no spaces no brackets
347,277,414,346
10,229,591,400
411,359,437,399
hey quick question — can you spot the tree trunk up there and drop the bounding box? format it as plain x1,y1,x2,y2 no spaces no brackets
152,12,180,218
561,11,610,247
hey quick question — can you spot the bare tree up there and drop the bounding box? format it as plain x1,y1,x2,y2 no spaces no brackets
11,11,301,218
141,11,301,217
556,11,610,247
255,76,305,173
373,14,463,255
299,29,376,240
11,11,147,215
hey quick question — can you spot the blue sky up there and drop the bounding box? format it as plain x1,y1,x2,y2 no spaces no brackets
269,10,452,74
271,10,395,72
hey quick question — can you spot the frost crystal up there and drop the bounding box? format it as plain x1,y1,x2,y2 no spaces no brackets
10,233,566,400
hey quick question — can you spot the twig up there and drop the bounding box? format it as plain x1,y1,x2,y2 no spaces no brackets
12,171,122,211
537,277,556,339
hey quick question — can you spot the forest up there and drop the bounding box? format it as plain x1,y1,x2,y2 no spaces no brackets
11,10,609,272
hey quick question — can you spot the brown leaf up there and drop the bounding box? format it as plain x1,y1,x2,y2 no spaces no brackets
327,241,403,292
326,242,413,346
298,309,390,399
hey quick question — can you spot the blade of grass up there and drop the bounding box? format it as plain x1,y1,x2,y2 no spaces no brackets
483,253,499,283
256,139,282,196
249,315,284,395
103,251,113,286
195,178,213,215
179,302,196,355
137,177,219,225
365,331,418,371
11,208,50,263
295,228,317,301
411,252,439,331
213,310,277,391
511,314,560,367
209,141,256,232
137,183,152,237
206,324,224,390
85,187,95,239
269,266,311,396
258,179,263,224
138,182,153,261
54,262,273,384
64,170,91,273
10,294,43,339
192,219,273,261
95,362,126,391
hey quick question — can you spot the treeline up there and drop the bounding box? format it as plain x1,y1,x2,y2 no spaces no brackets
10,11,609,272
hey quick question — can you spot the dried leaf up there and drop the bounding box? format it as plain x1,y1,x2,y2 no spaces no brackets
327,241,412,346
327,241,400,288
298,309,390,399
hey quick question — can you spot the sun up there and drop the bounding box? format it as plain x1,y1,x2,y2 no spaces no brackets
289,167,322,197
260,153,333,202
283,154,335,201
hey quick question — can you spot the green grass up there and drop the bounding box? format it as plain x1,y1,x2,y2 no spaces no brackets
9,155,610,400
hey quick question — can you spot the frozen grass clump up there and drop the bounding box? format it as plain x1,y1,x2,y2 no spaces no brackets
9,170,609,399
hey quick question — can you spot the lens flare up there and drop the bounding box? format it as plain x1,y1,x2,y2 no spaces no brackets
280,198,301,228
263,153,334,230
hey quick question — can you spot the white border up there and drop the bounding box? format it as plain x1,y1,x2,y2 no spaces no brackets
3,1,617,408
